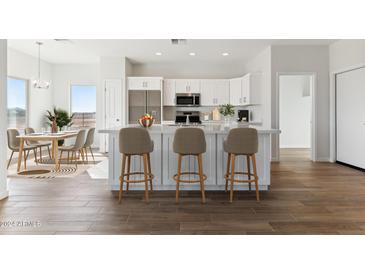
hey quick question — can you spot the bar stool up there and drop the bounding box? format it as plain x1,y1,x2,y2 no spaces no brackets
224,128,260,202
173,128,207,204
119,128,154,203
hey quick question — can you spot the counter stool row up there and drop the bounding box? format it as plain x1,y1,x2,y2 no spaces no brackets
118,127,260,204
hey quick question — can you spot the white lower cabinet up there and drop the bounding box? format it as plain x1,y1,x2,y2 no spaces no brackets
163,133,216,187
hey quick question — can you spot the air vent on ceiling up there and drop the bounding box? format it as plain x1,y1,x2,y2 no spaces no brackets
54,39,73,43
171,39,187,45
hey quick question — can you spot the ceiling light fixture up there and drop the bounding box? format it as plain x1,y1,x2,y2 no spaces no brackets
189,52,196,56
155,52,162,56
33,41,51,89
222,52,229,56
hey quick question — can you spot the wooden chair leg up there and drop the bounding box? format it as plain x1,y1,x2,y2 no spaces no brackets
198,154,206,204
119,154,126,203
47,145,51,159
247,155,251,191
89,147,95,164
73,151,78,168
67,151,70,165
225,153,231,192
230,154,236,203
84,148,88,163
126,155,131,192
59,150,64,167
7,151,14,169
39,147,42,163
147,153,153,191
252,154,260,201
23,150,27,170
143,154,149,202
33,149,38,165
176,154,182,203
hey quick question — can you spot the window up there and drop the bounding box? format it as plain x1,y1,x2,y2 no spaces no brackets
71,85,97,128
7,77,28,129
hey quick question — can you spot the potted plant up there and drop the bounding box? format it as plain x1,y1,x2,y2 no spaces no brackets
46,107,74,145
219,104,235,124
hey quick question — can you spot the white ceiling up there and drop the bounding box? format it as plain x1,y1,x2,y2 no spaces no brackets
7,39,336,65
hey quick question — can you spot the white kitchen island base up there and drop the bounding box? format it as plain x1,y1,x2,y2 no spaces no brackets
99,124,280,191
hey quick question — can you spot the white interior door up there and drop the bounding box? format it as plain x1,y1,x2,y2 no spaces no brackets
104,79,122,152
336,67,365,168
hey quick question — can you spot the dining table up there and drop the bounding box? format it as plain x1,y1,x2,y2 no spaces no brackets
16,131,79,173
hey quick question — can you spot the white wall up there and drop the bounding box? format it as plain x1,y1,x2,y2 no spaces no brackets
243,47,272,128
7,48,53,131
271,45,329,161
0,40,8,200
329,40,365,72
279,75,311,148
328,39,365,162
132,61,245,79
52,64,99,147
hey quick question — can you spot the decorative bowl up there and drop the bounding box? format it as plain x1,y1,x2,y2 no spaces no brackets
138,117,154,128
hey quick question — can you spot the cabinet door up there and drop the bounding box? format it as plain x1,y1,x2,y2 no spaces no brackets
128,78,145,90
214,80,230,105
187,80,200,93
163,79,176,106
241,74,250,105
200,80,216,106
229,77,242,105
201,79,229,106
175,79,190,93
145,78,161,90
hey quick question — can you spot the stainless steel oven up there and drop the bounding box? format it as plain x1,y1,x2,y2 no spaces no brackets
176,93,200,107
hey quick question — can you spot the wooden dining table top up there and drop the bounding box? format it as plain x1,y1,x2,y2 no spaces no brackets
16,131,79,140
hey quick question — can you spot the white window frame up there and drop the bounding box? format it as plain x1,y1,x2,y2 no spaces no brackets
7,76,29,129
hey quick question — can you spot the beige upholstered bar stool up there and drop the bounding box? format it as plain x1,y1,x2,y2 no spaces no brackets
119,128,154,203
224,128,260,202
173,128,207,204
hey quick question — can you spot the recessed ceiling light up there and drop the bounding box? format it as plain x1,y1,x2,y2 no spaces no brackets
155,52,162,56
222,52,229,56
189,52,196,56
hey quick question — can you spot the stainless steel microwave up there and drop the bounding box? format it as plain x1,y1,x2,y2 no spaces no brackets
176,93,200,107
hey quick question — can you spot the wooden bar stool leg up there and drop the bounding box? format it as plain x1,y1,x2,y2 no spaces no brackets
126,155,131,192
198,154,206,204
230,154,236,203
246,155,251,191
39,147,42,162
176,154,182,203
225,153,231,192
147,153,153,191
252,154,260,201
33,149,38,165
143,154,149,202
119,154,126,203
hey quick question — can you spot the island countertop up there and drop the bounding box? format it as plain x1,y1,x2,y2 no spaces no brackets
99,122,280,191
99,123,281,135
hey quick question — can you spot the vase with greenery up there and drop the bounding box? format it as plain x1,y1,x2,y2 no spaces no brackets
46,107,74,145
219,104,235,124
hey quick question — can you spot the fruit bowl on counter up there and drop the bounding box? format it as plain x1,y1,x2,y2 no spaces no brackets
138,113,155,128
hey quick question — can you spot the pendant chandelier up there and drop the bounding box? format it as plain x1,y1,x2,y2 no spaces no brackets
33,41,50,89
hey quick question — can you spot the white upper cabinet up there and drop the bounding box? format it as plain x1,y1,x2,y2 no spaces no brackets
128,77,162,90
229,77,242,106
229,73,261,106
175,79,200,93
163,79,176,106
200,79,230,106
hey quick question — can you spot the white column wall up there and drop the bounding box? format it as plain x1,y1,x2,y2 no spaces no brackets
0,40,9,200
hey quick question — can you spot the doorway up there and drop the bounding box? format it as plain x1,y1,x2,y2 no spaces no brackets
278,74,315,161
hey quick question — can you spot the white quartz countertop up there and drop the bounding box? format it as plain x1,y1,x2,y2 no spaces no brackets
99,122,281,135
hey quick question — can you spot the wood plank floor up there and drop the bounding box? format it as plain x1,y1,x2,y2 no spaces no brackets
2,151,365,234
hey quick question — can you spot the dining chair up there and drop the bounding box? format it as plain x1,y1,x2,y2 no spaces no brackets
24,127,52,162
83,128,95,163
7,129,39,169
58,129,86,168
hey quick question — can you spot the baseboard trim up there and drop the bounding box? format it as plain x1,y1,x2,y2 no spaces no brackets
316,157,330,162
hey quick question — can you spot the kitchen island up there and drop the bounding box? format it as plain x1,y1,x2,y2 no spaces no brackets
99,123,280,191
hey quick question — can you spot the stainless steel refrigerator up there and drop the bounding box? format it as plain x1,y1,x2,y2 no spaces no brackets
128,90,161,124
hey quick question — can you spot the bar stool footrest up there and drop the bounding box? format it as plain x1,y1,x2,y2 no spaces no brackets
224,171,258,183
120,172,154,183
173,172,207,183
